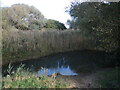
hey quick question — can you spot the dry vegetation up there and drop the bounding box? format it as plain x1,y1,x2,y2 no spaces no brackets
2,29,95,64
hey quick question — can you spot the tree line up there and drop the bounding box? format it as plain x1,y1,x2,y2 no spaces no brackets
2,4,66,30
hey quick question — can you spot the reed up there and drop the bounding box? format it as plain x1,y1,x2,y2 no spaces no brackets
2,29,95,64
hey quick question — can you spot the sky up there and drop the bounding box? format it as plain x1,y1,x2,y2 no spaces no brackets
1,0,79,28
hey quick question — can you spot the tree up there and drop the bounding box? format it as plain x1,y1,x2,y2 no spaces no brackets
45,19,66,30
67,1,120,52
2,4,47,30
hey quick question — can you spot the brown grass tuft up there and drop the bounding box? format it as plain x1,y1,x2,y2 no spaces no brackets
2,29,95,64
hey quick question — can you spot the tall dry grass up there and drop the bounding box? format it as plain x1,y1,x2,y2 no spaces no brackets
2,29,95,64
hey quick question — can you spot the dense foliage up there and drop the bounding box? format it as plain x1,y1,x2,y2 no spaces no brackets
45,19,66,30
2,4,46,30
2,4,66,30
67,2,120,88
67,2,120,53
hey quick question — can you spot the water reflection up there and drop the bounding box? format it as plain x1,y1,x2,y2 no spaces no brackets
36,57,78,76
3,50,113,76
37,65,78,76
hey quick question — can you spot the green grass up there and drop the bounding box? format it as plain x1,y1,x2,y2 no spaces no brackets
95,67,120,88
2,64,67,88
3,75,67,88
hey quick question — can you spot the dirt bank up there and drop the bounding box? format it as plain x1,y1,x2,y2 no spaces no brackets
57,68,116,88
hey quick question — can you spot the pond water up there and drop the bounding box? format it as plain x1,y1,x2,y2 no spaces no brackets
3,50,113,76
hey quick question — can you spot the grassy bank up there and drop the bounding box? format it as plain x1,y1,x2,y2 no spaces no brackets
2,64,67,88
2,29,95,64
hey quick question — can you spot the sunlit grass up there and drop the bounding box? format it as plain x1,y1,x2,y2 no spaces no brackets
3,75,67,88
2,64,67,88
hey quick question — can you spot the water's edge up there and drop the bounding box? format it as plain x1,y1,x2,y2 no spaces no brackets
2,49,99,66
3,50,109,76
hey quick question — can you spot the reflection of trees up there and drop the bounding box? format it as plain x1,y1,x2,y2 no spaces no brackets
3,50,116,76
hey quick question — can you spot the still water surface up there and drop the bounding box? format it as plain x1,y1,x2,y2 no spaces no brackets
3,50,109,76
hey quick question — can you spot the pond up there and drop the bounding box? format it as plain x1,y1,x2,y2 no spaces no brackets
3,50,114,76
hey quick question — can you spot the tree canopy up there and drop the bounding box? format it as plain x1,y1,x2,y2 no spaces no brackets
2,4,47,30
45,19,66,30
67,1,120,52
2,4,66,30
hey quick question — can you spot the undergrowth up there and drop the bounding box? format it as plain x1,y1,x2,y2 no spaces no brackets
2,64,67,88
